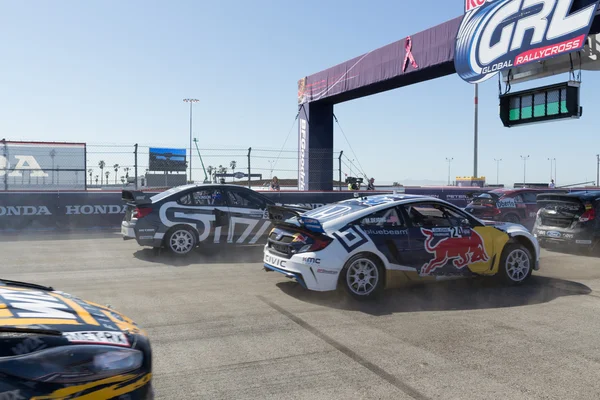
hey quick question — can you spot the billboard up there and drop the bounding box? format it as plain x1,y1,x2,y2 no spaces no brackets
148,148,187,172
455,0,600,84
0,141,86,191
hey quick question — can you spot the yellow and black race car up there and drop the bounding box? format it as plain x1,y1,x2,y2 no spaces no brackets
0,279,152,399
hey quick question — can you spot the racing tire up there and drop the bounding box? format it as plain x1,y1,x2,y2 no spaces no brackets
497,243,533,285
503,213,521,224
340,253,385,301
165,226,197,257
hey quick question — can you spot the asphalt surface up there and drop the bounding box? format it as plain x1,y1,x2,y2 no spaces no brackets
1,233,600,399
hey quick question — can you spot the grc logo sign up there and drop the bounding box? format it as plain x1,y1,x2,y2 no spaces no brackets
455,0,600,83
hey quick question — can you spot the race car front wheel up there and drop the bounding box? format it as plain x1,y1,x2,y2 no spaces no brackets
498,243,533,284
166,227,197,256
341,254,384,300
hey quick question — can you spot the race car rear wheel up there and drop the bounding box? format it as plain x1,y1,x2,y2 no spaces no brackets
166,226,197,256
498,243,533,284
341,254,384,300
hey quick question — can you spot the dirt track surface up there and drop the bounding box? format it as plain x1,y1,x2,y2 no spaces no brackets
1,233,600,399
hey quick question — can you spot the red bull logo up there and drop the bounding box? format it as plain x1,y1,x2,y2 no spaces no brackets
420,228,489,275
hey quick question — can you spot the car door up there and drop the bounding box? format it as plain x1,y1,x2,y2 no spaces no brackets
187,187,230,244
521,191,539,223
355,206,412,267
225,188,272,244
402,201,492,277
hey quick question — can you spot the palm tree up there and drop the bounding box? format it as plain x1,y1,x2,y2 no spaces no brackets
217,165,227,182
207,165,214,183
120,176,125,184
98,161,105,185
95,175,99,185
88,169,92,186
105,170,110,184
124,167,130,178
230,160,237,181
113,164,119,184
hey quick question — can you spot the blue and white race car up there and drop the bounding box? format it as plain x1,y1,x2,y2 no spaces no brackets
263,194,540,300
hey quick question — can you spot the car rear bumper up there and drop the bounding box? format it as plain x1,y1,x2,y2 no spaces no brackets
533,226,595,246
122,220,136,240
263,249,339,292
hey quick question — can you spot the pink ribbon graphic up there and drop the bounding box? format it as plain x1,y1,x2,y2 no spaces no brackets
403,36,418,72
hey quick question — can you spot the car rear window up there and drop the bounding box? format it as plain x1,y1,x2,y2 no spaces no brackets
150,185,194,202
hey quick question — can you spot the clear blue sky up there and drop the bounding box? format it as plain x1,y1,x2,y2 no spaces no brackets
1,0,598,186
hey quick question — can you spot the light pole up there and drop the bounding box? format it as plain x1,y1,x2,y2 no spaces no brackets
268,160,275,179
446,157,454,186
597,154,599,186
547,157,556,182
494,158,502,184
520,155,530,187
183,98,199,183
50,149,56,184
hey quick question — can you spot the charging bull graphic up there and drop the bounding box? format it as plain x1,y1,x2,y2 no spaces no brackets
420,228,489,275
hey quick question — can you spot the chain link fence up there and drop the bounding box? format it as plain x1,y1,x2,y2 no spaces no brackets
0,140,369,191
82,144,357,191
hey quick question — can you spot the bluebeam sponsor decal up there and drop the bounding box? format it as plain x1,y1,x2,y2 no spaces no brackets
363,228,408,236
316,268,337,275
0,206,52,216
302,257,321,264
455,0,600,83
298,118,308,191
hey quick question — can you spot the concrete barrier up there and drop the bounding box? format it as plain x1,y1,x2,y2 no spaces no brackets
0,187,487,233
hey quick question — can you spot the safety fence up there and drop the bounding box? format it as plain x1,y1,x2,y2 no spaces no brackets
1,140,366,191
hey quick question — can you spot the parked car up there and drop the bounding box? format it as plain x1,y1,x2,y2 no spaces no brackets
0,279,153,399
465,188,567,225
533,191,600,252
263,194,540,300
121,184,310,256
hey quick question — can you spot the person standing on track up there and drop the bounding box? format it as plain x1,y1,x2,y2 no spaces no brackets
270,176,280,191
367,177,375,190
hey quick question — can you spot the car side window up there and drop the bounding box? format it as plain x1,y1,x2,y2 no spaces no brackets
227,190,266,209
178,193,193,205
191,189,226,206
359,207,405,228
404,203,467,228
522,192,537,203
513,194,524,203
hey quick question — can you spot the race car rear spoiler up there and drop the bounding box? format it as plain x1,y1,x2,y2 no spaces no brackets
267,205,327,234
122,190,152,205
267,205,303,222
